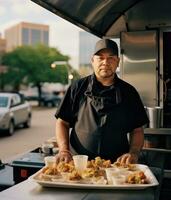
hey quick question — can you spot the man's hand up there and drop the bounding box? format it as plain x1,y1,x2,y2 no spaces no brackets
116,127,143,164
55,150,72,163
116,152,138,164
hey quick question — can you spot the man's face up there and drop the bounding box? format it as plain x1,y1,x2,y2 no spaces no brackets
91,49,120,80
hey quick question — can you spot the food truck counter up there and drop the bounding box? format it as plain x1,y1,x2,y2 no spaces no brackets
144,128,171,135
144,128,171,149
0,177,159,200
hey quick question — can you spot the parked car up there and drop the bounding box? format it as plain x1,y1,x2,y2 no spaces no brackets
21,88,63,107
0,92,32,135
39,92,62,107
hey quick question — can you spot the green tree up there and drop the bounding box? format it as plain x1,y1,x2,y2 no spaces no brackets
0,51,7,91
2,45,79,104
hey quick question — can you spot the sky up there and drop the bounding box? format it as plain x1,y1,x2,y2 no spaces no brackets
0,0,83,68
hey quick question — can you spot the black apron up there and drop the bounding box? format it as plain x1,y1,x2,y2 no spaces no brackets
70,76,129,161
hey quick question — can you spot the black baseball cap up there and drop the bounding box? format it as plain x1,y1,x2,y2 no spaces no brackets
94,39,118,56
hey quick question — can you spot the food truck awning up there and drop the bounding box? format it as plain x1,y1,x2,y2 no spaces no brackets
31,0,171,38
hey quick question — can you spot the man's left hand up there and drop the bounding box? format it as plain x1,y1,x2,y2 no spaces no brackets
116,153,138,164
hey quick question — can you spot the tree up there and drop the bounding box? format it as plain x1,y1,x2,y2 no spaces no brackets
2,45,79,104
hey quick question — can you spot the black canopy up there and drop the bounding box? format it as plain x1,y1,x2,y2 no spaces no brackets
31,0,171,38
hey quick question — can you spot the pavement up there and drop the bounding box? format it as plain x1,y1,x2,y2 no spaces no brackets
0,106,57,163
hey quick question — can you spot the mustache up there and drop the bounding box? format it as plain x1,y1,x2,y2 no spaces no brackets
99,64,111,69
100,64,110,67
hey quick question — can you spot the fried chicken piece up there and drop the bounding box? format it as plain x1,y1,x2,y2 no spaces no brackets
126,171,149,184
68,170,82,181
113,162,136,170
57,161,74,173
42,166,59,175
102,159,111,168
82,167,105,178
87,157,111,169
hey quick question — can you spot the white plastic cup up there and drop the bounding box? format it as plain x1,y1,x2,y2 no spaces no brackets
73,155,88,174
44,156,56,167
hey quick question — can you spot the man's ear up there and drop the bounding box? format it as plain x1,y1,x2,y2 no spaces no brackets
91,56,94,64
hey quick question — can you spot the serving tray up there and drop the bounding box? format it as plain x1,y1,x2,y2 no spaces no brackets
30,164,159,190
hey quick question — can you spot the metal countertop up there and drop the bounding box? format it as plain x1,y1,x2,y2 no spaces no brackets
0,177,158,200
144,128,171,135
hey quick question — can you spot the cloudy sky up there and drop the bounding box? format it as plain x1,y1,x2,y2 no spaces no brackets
0,0,83,68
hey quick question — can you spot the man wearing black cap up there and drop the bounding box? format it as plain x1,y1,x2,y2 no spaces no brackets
55,39,149,164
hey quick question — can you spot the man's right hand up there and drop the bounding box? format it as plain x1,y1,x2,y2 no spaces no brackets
55,150,72,163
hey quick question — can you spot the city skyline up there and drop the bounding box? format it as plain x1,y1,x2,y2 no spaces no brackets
0,0,85,68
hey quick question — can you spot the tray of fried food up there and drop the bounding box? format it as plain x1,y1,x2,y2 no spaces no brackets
33,157,159,188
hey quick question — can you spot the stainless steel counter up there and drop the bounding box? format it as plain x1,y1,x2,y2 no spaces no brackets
144,128,171,135
144,128,171,150
0,178,159,200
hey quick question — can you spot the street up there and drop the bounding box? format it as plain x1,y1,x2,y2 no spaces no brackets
0,107,57,163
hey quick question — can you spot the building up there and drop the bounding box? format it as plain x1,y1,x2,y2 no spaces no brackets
79,31,99,69
0,34,6,53
4,22,49,52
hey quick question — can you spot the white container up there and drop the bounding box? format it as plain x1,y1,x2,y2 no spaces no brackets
44,156,56,167
73,155,88,175
105,168,119,185
112,175,126,185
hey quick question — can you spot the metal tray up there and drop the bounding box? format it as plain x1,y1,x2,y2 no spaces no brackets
30,164,159,190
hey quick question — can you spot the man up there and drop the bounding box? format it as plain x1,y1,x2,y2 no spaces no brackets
55,39,149,164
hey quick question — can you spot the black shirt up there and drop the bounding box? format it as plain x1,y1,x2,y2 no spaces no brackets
55,74,149,160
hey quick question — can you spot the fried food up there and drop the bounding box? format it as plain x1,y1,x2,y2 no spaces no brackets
87,157,111,168
42,166,60,175
113,162,137,171
57,161,74,173
68,170,82,181
82,167,105,178
126,171,149,184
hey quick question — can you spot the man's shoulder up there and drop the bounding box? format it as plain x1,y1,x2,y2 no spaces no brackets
72,75,91,89
117,77,137,92
70,75,91,96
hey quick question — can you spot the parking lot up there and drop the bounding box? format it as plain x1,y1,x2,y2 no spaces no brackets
0,106,57,162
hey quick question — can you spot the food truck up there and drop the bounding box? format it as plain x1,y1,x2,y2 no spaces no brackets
30,0,171,142
30,0,171,129
0,1,171,200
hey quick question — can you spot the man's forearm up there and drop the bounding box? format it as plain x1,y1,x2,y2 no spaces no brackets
129,127,144,155
56,118,70,152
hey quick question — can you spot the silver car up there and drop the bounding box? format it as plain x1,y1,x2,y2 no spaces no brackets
0,92,32,135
